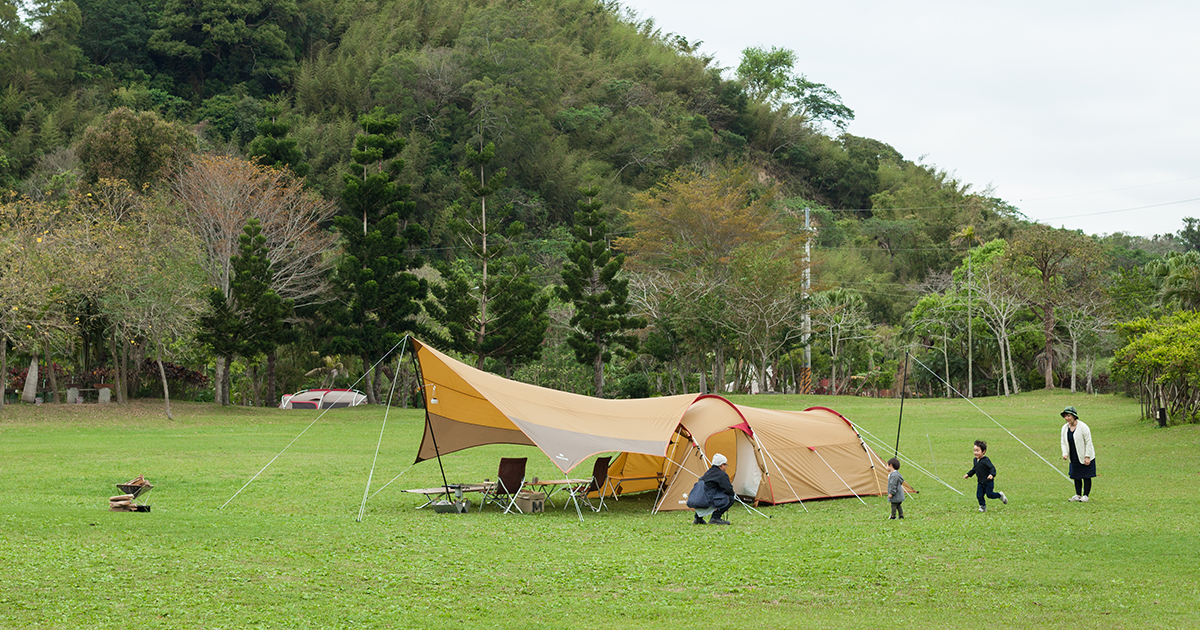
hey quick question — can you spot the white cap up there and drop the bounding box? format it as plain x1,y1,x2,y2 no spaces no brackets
712,453,728,467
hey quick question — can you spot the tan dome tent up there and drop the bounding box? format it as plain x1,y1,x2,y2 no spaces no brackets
411,339,898,513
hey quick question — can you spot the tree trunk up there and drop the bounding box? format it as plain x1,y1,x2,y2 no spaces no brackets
1041,303,1055,389
593,351,604,398
361,354,376,404
943,334,951,398
715,346,724,394
214,356,225,406
1006,333,1020,395
42,338,59,403
995,331,1010,397
222,355,232,405
267,350,277,408
119,334,129,403
1085,354,1095,395
250,363,260,407
157,339,174,421
1070,338,1078,393
0,337,6,409
374,361,385,403
21,352,38,403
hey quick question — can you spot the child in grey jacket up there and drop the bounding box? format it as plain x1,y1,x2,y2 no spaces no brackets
887,457,905,519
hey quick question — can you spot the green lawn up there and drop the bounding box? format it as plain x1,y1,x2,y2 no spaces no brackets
1,391,1196,629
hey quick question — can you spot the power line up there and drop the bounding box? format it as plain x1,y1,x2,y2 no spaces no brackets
1040,197,1200,221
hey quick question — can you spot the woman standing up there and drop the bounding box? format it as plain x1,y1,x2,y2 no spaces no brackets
1060,406,1096,502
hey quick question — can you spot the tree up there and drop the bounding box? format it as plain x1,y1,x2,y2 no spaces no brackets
721,240,806,394
77,108,197,188
148,0,302,97
736,46,796,104
0,195,61,407
173,155,336,304
1177,217,1200,253
966,265,1028,397
173,155,336,402
324,108,428,403
228,219,295,406
428,141,549,374
810,288,871,395
909,285,960,398
557,186,644,397
736,46,854,130
98,203,205,418
1113,311,1200,425
1005,224,1106,389
1058,286,1114,394
1147,251,1200,311
247,105,310,177
619,163,781,276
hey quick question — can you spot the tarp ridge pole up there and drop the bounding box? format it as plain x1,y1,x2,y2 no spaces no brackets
908,353,1069,481
809,446,866,504
357,336,409,522
753,433,807,512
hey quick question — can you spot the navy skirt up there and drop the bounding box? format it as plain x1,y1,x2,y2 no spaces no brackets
1069,458,1097,479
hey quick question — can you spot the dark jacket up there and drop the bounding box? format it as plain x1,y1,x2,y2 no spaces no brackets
701,465,734,508
966,456,997,483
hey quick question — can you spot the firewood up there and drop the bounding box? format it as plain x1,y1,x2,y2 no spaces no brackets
110,494,135,502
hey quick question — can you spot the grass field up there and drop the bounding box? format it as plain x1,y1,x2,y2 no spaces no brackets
1,390,1197,629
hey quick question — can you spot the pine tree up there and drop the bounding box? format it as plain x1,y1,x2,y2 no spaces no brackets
229,219,295,406
558,186,645,397
428,141,548,373
247,106,310,177
323,107,428,403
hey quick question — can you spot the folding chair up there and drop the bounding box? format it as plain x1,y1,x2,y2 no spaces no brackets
566,456,611,515
481,457,527,513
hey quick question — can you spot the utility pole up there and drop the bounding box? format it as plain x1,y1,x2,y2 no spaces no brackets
803,207,812,394
966,239,973,399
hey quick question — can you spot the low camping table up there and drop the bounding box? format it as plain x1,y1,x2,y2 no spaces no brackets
525,478,589,507
404,484,489,509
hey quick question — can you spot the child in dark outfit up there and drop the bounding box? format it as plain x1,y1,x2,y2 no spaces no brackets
963,440,1007,512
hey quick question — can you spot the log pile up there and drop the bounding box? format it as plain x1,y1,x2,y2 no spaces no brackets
109,494,136,511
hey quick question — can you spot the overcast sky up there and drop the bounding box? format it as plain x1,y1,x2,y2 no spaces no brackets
618,0,1200,238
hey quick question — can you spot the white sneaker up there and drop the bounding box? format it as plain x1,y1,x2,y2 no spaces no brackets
1080,495,1089,502
999,492,1008,505
978,506,986,512
1069,495,1081,502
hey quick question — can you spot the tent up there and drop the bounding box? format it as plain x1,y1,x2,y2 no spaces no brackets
279,388,367,409
411,339,897,510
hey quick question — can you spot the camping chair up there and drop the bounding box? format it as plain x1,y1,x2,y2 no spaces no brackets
481,457,527,513
566,456,612,514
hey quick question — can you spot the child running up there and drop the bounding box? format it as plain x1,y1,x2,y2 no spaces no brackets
963,439,1007,512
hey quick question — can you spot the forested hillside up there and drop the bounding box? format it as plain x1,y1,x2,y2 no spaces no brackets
1,0,1195,422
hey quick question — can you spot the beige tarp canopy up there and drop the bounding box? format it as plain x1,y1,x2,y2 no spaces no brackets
412,339,896,508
